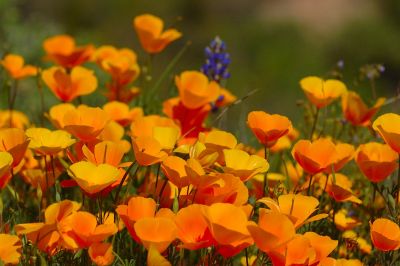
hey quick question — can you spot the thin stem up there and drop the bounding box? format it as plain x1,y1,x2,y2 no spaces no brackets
114,161,136,205
309,107,320,140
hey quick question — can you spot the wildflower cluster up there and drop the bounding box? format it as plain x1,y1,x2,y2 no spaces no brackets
0,12,399,266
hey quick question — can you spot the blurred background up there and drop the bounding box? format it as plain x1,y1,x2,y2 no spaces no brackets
1,0,400,138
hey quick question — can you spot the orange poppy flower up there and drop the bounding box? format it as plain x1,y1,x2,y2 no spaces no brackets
300,76,347,108
43,34,94,68
342,91,385,126
116,197,157,242
47,103,76,129
63,105,110,141
283,232,337,266
0,128,29,168
0,234,22,265
355,142,398,182
59,211,117,249
134,217,178,253
81,140,126,167
247,111,293,148
0,110,30,129
130,115,180,139
329,142,355,173
161,156,189,188
201,203,253,257
88,242,114,266
258,194,328,229
334,209,361,231
133,14,182,54
223,149,269,181
324,173,361,204
247,211,295,254
94,46,140,86
195,173,248,206
42,66,97,102
103,101,143,127
0,54,37,79
15,200,81,255
373,113,400,153
0,152,13,188
132,136,168,166
26,128,75,156
68,161,120,195
199,130,237,164
97,121,131,153
370,218,400,251
175,71,220,109
174,204,213,250
292,138,338,175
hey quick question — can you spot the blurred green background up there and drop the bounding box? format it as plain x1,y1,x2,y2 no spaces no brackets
1,0,400,139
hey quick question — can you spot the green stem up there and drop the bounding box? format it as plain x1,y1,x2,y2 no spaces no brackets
114,161,136,205
309,107,320,140
263,146,269,197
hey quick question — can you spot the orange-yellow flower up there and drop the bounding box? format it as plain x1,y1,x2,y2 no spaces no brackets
0,128,29,168
134,217,177,252
133,14,182,54
300,76,347,108
68,161,120,195
161,156,189,188
258,194,328,229
175,71,220,109
223,149,269,181
59,211,117,249
26,128,75,155
42,66,97,102
0,54,37,79
15,200,81,255
132,136,168,166
199,130,237,164
93,46,140,86
0,234,22,265
116,197,157,242
88,242,114,266
324,173,361,204
370,218,400,251
247,211,295,254
103,101,143,127
247,111,293,148
201,203,253,257
63,105,110,141
47,103,76,129
174,204,213,250
277,232,337,266
355,142,398,182
130,115,180,139
0,110,30,129
195,173,248,206
373,113,400,153
292,138,338,175
342,91,385,126
329,142,355,173
43,34,94,68
334,209,361,231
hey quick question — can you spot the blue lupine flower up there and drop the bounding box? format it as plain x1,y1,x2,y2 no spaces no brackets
201,36,231,83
